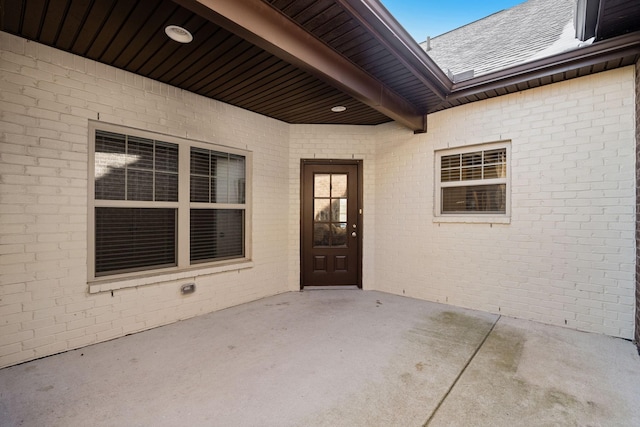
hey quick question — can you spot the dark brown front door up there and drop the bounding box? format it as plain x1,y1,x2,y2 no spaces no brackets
301,160,362,288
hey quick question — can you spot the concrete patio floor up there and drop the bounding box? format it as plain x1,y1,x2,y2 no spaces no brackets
1,289,639,426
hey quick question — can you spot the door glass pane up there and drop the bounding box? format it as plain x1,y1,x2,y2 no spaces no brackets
314,223,330,246
314,174,330,197
314,199,330,221
331,174,347,197
313,172,350,247
331,198,347,221
331,223,347,246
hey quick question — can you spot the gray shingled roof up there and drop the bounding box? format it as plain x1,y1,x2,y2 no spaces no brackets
422,0,579,81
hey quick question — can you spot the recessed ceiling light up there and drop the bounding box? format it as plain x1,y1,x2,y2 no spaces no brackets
331,106,347,112
165,25,193,43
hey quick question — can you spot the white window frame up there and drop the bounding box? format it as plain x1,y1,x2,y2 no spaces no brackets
87,121,252,293
434,141,511,224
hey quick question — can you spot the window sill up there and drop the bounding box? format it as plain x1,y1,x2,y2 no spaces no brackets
88,260,254,294
433,215,511,224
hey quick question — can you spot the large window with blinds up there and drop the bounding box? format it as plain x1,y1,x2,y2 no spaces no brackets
435,142,510,218
89,123,250,280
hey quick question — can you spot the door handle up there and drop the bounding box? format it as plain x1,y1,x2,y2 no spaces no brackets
351,231,357,237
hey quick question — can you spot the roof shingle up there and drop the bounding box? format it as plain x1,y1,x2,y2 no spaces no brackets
422,0,577,80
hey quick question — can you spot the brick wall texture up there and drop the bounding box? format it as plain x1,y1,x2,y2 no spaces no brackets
0,33,290,368
372,68,636,339
636,58,640,351
1,31,638,367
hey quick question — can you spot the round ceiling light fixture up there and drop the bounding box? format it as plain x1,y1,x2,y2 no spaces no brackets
165,25,193,43
331,106,347,112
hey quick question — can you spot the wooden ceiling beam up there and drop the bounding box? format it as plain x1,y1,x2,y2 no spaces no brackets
172,0,427,133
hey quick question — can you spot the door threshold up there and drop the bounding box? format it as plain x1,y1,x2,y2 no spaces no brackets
302,285,361,291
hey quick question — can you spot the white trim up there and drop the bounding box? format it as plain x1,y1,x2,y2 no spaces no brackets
434,140,511,223
433,216,511,224
88,261,255,294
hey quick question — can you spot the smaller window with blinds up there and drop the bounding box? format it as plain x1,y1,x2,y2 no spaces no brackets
435,142,510,218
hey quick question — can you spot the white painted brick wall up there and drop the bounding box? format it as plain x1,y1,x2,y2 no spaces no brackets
0,32,290,368
373,67,636,339
1,30,636,367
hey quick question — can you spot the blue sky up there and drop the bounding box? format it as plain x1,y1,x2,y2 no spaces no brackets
380,0,526,42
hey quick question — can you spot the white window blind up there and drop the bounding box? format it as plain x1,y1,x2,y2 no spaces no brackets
435,143,509,217
95,207,176,275
189,147,246,264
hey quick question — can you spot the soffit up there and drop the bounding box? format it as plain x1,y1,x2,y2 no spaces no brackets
0,0,444,129
596,0,640,41
1,0,639,130
267,0,448,113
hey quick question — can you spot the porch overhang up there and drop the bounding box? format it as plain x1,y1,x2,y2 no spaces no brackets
174,0,428,133
1,0,639,133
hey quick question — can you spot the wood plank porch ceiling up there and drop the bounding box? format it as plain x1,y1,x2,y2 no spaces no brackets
2,0,640,132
